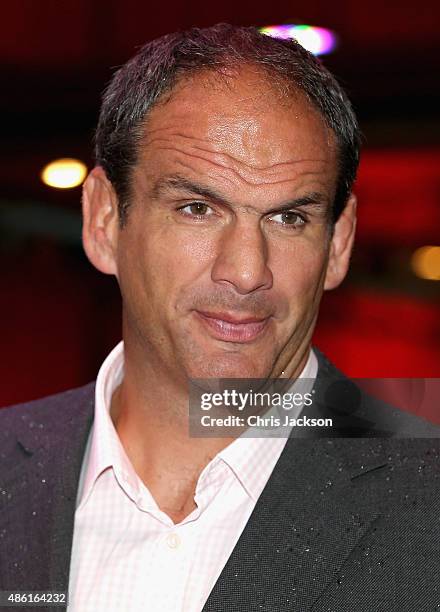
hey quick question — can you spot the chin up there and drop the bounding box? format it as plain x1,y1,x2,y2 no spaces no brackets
185,353,271,380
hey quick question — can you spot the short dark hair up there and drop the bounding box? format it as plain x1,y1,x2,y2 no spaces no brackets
95,23,361,226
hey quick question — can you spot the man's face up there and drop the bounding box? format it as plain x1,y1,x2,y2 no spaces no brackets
95,68,353,382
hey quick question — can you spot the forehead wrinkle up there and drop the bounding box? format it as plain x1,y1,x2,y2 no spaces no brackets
173,157,237,189
173,154,331,193
189,143,331,174
144,128,322,169
143,138,333,191
144,129,332,173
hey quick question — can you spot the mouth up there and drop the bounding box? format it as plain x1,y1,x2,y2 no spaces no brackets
194,310,271,343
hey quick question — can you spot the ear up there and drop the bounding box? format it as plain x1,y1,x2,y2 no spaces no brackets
324,193,357,291
82,166,120,276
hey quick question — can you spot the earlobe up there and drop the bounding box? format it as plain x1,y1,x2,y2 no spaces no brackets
324,193,357,291
82,166,120,276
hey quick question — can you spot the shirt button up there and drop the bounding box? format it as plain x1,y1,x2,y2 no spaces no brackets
166,533,181,549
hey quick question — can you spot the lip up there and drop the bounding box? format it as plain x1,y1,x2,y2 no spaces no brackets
195,310,270,343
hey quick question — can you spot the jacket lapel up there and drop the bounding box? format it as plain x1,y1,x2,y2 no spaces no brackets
202,436,390,611
202,349,392,611
0,384,95,592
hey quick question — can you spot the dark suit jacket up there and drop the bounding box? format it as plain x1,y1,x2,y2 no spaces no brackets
1,350,440,611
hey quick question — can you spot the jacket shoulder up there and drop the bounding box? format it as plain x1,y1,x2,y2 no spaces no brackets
0,382,95,419
0,383,95,457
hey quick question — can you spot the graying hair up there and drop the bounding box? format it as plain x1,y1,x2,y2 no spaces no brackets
95,23,361,225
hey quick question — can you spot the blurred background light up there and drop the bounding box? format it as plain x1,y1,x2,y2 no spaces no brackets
259,24,337,55
411,246,440,280
41,158,87,189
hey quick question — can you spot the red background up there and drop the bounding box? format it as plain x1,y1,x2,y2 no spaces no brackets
1,1,439,411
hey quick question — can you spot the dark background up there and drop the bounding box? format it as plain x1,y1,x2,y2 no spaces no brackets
1,0,439,408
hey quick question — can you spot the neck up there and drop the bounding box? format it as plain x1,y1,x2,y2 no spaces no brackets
109,341,234,521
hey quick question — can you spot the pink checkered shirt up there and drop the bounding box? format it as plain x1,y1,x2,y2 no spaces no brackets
67,342,317,611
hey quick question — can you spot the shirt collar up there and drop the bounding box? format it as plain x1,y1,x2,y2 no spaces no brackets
77,341,141,509
216,349,318,501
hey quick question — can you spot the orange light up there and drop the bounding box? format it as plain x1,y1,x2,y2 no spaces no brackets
41,158,87,189
411,246,440,281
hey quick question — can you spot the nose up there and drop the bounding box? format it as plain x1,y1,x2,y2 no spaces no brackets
211,218,273,294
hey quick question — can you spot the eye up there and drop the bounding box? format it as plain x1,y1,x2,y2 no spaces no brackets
268,210,307,228
177,201,214,217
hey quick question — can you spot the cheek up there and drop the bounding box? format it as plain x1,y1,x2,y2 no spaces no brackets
270,238,329,303
120,226,217,304
176,229,216,267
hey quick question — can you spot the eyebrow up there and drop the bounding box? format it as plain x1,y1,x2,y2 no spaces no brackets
151,173,329,215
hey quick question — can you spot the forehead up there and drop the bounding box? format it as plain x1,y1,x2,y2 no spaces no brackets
143,66,335,159
134,66,338,204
